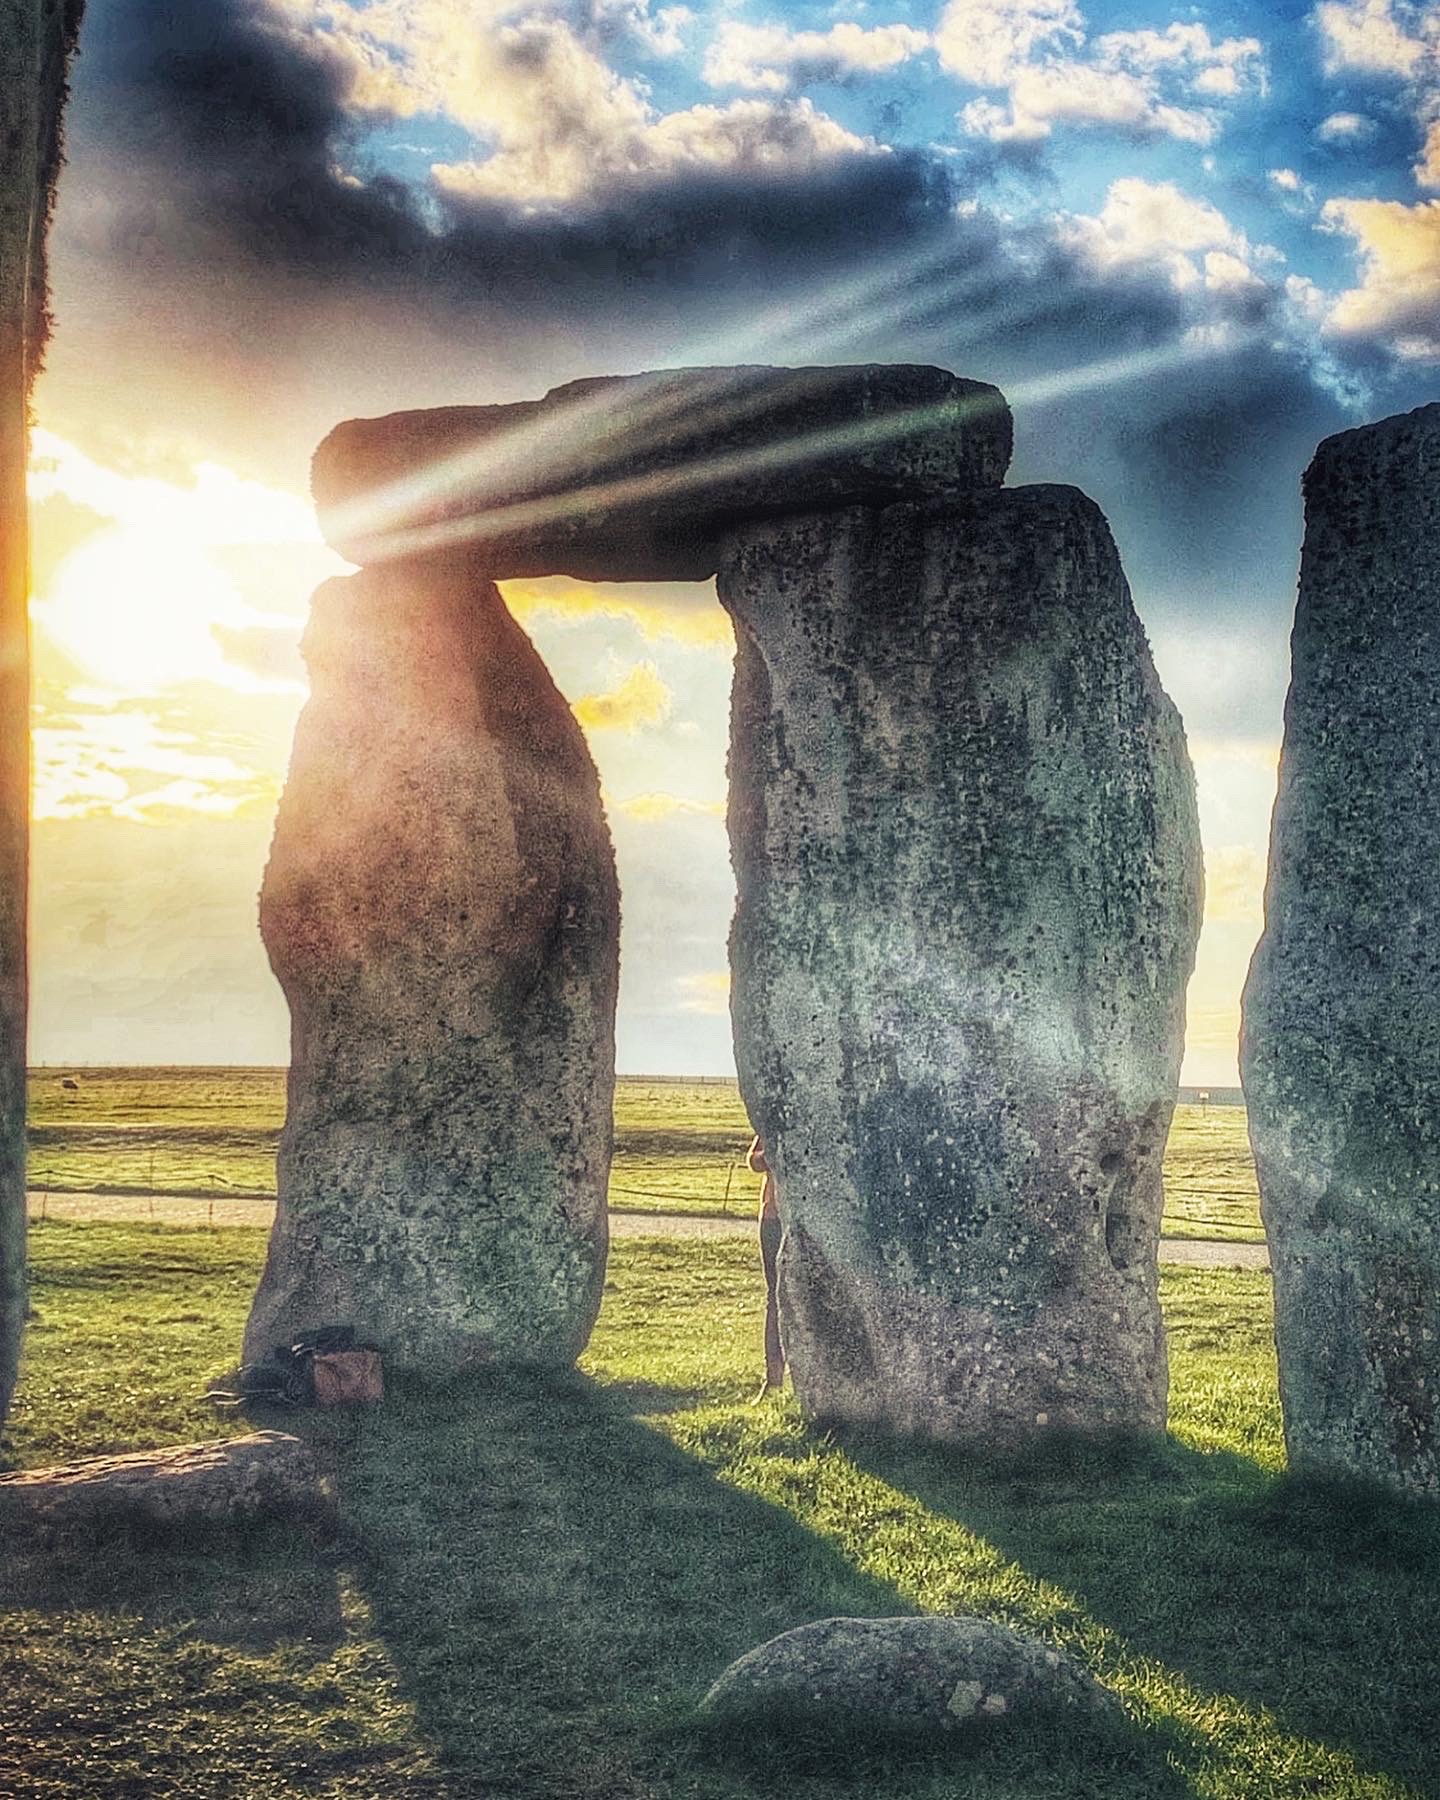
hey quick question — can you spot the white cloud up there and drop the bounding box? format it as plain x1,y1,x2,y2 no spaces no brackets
676,969,731,1014
617,791,726,821
1204,844,1268,925
1313,0,1429,76
1417,119,1440,185
703,20,930,92
435,94,877,205
964,60,1215,143
274,0,880,208
935,0,1083,86
27,432,331,696
27,429,321,553
943,0,1264,145
1322,195,1440,357
1315,109,1380,140
1268,167,1317,211
1203,249,1270,298
1058,178,1268,293
622,0,693,57
1094,21,1265,91
1312,2,1440,198
34,709,278,823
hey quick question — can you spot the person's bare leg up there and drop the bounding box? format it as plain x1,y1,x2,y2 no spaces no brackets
753,1214,784,1400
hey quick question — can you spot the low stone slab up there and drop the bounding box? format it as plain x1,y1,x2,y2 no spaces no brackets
701,1616,1114,1729
312,364,1011,579
0,1432,331,1542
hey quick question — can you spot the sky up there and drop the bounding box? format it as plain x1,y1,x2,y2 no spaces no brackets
26,0,1440,1080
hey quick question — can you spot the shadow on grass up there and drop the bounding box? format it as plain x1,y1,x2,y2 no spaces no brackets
0,1516,345,1652
602,1376,710,1413
308,1366,1198,1800
843,1426,1440,1798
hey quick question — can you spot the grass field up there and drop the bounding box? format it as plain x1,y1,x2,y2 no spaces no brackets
3,1220,1437,1799
26,1069,1265,1241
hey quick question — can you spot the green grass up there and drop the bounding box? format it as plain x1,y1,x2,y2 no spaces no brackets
2,1221,1435,1798
27,1071,1265,1239
1159,1106,1266,1243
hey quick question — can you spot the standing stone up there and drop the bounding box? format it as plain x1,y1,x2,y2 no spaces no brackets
244,551,619,1373
1242,403,1440,1497
0,0,85,1425
720,487,1202,1444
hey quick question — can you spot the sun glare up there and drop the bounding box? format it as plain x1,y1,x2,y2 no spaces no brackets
39,528,253,692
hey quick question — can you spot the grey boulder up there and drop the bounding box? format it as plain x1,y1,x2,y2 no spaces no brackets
701,1615,1115,1728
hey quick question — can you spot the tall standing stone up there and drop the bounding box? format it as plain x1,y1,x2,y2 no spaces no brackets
244,551,619,1373
720,486,1202,1443
0,0,85,1425
1243,404,1440,1497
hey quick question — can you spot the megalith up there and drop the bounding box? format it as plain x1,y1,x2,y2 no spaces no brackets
0,0,85,1425
312,363,1011,578
271,361,1200,1438
244,551,619,1372
720,488,1203,1442
1242,403,1440,1497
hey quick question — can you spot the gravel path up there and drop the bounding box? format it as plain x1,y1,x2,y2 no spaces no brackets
27,1190,1271,1270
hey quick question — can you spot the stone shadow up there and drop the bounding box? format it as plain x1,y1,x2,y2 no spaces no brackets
842,1427,1440,1798
0,1515,345,1652
311,1367,1196,1799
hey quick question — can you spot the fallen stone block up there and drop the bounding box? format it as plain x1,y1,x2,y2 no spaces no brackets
0,1432,331,1543
701,1615,1115,1729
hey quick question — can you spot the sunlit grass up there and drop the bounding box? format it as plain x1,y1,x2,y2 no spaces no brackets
26,1072,1265,1239
2,1222,1435,1798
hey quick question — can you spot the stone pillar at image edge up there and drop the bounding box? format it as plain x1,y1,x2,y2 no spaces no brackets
1242,402,1440,1498
720,487,1202,1444
244,553,619,1373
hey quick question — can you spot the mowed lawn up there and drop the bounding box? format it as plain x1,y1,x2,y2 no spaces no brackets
2,1220,1438,1799
27,1070,1266,1240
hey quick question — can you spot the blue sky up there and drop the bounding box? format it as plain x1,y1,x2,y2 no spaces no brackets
25,0,1440,1077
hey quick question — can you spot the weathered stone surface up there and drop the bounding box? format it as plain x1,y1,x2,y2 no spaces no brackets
1242,403,1440,1498
701,1616,1114,1727
0,0,85,1427
0,1432,330,1542
313,365,1011,579
244,550,619,1374
720,487,1202,1444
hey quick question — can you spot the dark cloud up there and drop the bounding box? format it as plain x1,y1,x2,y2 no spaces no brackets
50,0,1435,650
75,0,956,325
1013,344,1351,629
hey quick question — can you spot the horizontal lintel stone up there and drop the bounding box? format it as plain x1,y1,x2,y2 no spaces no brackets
312,364,1012,580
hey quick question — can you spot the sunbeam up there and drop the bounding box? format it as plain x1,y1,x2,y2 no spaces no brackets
320,241,1006,561
332,328,1247,568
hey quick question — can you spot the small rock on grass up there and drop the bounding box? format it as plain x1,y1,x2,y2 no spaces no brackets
701,1616,1115,1731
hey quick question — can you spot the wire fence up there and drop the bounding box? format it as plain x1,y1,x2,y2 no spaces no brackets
28,1162,1263,1240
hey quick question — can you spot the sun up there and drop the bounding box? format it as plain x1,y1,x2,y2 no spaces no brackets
37,527,251,692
